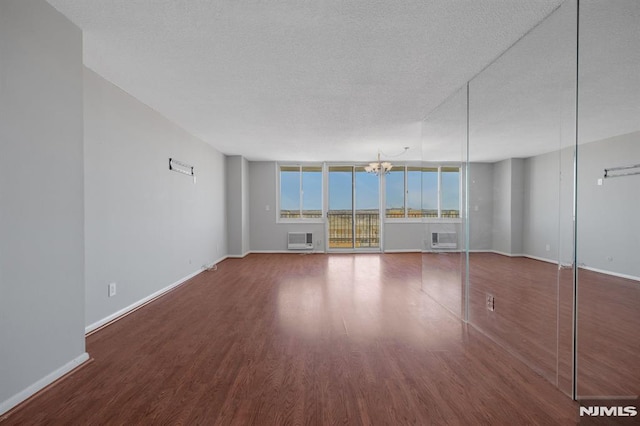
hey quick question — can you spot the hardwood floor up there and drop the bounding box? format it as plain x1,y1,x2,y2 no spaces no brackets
423,252,640,401
576,268,640,398
2,253,579,425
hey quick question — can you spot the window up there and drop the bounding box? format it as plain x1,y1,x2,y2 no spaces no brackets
440,167,460,218
420,167,439,217
279,165,322,220
385,165,460,219
384,168,404,218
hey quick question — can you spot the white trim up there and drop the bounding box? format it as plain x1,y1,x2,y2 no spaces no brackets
85,258,226,334
384,218,424,224
472,250,560,265
523,254,560,265
422,218,462,224
250,250,324,254
0,352,89,416
276,218,324,225
226,252,251,259
384,249,421,253
485,250,526,258
580,265,640,282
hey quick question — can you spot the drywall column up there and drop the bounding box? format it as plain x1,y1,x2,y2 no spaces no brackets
510,158,525,254
0,0,87,414
226,156,250,257
468,163,494,250
492,158,524,255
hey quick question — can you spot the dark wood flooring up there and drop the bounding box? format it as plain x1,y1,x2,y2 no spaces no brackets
2,253,580,425
423,252,640,401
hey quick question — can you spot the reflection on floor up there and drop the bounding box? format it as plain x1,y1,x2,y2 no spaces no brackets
576,268,640,398
422,252,640,399
2,254,577,425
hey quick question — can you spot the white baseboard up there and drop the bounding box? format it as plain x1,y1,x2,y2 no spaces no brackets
472,251,639,280
226,251,251,259
580,265,640,282
384,249,421,253
474,250,560,265
85,269,202,334
521,254,559,265
0,352,89,416
487,250,527,258
250,250,321,254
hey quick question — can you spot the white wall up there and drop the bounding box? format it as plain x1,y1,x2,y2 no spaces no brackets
84,68,227,330
577,131,640,278
490,158,525,255
0,0,87,413
522,150,563,262
468,163,494,250
492,159,513,254
384,223,422,252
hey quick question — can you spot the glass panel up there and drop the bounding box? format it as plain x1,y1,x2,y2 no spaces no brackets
301,166,322,218
385,168,405,218
467,0,576,393
576,0,640,400
441,167,460,218
406,167,422,217
280,166,301,218
421,168,438,218
355,167,380,248
328,166,353,249
421,86,467,318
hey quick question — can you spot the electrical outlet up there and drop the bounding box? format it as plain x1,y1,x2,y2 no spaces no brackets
486,294,495,312
108,282,116,297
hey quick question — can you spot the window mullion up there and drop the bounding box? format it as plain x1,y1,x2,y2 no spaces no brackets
404,165,408,218
299,166,303,217
437,166,442,218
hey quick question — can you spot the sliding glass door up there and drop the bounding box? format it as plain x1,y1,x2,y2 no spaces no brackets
327,166,380,250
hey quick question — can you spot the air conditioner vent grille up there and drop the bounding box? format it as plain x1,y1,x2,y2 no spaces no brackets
431,232,457,249
288,232,313,250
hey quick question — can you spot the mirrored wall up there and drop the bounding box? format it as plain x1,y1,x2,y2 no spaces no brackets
421,0,639,400
576,0,640,399
421,86,467,318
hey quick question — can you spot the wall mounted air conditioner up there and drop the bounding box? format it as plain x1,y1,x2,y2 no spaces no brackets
431,232,457,249
288,232,313,250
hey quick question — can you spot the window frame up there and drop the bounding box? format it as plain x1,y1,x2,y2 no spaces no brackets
383,164,462,223
276,163,324,224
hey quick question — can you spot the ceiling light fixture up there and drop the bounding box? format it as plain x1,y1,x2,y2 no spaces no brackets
365,152,393,175
364,147,409,176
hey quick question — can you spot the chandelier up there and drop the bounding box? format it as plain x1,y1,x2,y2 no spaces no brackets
364,152,393,175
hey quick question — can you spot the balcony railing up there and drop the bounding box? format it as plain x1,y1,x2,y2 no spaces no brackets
328,210,379,248
281,208,459,249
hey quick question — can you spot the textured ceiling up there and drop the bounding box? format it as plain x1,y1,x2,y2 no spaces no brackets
46,0,627,163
